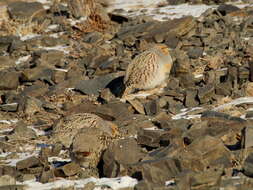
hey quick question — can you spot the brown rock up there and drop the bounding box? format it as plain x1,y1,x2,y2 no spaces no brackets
0,71,19,90
16,156,41,170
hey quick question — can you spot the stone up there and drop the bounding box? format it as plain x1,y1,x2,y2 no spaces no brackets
159,119,190,131
187,47,203,59
165,33,179,49
21,66,53,82
20,174,36,182
217,4,240,16
7,1,44,20
244,126,253,149
0,56,15,70
184,89,198,107
180,135,232,171
243,153,253,177
0,166,17,178
24,97,43,116
128,99,145,115
198,84,215,104
58,162,81,176
21,82,48,98
137,129,170,148
215,82,232,96
136,157,180,184
34,50,64,66
0,36,19,54
144,100,160,116
103,138,145,177
0,175,16,186
9,122,37,140
246,82,253,96
0,103,18,112
0,71,19,90
249,61,253,82
134,180,153,190
16,156,41,170
75,72,124,95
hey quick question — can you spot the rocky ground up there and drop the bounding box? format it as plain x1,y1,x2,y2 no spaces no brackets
0,0,253,189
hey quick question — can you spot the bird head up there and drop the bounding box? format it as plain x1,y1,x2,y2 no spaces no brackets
155,44,170,55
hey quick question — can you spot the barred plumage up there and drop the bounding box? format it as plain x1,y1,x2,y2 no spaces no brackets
122,44,173,101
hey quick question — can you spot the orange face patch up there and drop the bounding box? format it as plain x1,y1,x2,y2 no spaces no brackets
164,63,172,73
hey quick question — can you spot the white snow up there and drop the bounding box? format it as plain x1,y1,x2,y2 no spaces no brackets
54,68,68,72
107,0,253,21
21,176,137,190
15,55,31,65
38,45,70,54
20,34,41,41
1,152,39,166
0,119,18,125
27,125,46,136
213,97,253,111
48,157,71,163
172,107,202,120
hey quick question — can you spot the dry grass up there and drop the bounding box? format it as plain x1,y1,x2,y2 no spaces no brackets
0,9,48,37
71,0,110,33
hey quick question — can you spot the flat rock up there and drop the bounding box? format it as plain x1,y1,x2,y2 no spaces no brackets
103,138,145,177
217,4,240,16
75,72,124,95
58,162,81,177
198,84,215,104
0,71,19,90
0,175,16,186
243,152,253,177
136,157,181,184
16,156,41,170
0,56,15,70
7,1,44,20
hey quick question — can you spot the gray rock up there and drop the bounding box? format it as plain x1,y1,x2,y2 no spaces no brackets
0,175,16,186
249,61,253,82
137,129,170,148
57,162,81,177
0,71,19,90
215,82,232,96
198,84,215,104
187,47,203,59
0,103,18,112
20,66,53,82
9,122,37,140
185,89,198,107
75,72,123,95
243,153,253,177
0,36,19,54
144,100,160,116
0,56,15,70
16,156,41,170
137,157,180,184
103,138,145,177
8,1,44,20
217,4,240,16
24,97,43,116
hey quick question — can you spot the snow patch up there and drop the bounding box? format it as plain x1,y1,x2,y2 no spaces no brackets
213,97,253,111
38,45,70,54
172,107,202,120
21,176,137,190
16,55,31,65
20,34,40,41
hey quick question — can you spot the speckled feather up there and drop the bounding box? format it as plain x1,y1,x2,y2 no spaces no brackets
52,113,118,148
123,45,173,97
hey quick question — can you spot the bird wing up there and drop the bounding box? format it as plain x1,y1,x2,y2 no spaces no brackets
124,50,158,86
